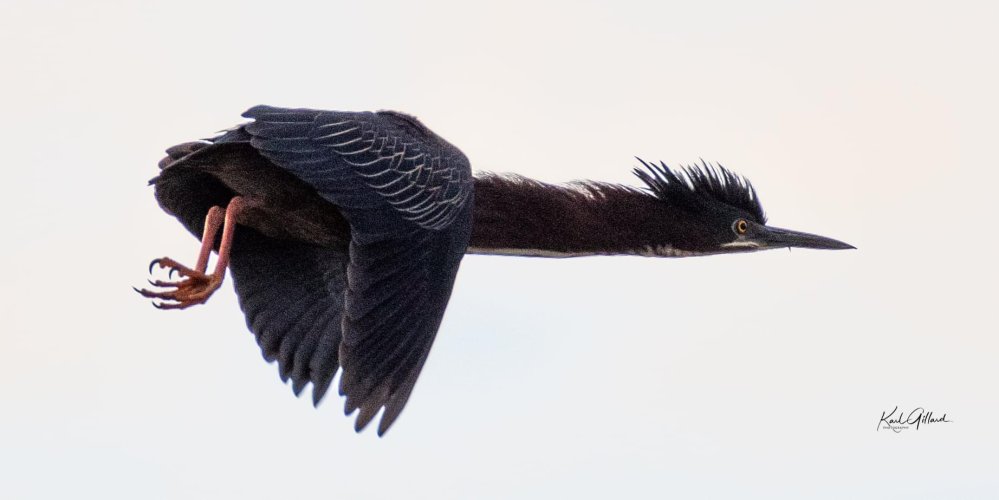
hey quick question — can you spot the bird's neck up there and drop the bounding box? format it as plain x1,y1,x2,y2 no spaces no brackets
468,174,696,258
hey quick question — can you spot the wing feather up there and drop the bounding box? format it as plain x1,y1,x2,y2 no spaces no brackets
228,228,348,404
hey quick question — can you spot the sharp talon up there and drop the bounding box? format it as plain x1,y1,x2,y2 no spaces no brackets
156,301,192,311
139,256,221,309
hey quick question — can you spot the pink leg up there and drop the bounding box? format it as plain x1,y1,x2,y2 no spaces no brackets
195,206,225,272
212,197,243,277
136,197,246,310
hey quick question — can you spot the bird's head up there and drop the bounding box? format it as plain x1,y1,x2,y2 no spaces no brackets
633,159,854,256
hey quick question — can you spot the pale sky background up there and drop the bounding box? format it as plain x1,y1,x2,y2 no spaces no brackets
1,0,997,498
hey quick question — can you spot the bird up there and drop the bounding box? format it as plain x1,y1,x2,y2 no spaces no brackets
137,105,854,435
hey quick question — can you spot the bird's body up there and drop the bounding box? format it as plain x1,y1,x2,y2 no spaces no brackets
142,105,853,435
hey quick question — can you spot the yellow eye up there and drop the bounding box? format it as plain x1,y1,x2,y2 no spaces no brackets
735,219,748,235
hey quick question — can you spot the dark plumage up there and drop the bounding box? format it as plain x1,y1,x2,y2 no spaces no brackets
140,105,853,435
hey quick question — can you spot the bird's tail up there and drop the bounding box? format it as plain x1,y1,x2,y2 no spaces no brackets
157,141,210,170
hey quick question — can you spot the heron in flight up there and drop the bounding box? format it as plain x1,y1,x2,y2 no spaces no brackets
138,105,853,435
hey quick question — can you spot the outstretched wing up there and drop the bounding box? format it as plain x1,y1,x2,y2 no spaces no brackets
241,106,474,434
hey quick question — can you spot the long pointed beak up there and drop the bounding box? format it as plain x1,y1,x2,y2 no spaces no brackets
756,225,855,250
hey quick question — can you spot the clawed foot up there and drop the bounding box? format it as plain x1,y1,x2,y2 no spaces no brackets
135,257,223,309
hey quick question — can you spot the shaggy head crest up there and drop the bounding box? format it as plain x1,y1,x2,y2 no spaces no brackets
633,158,767,224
